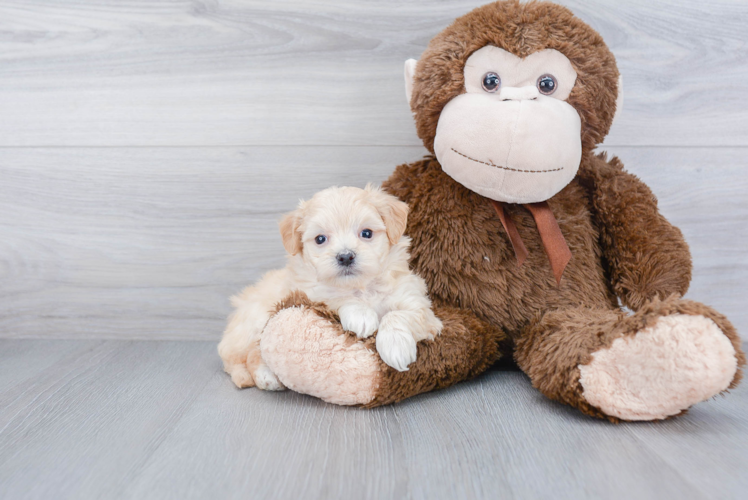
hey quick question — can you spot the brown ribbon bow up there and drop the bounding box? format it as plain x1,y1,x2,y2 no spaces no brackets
490,200,572,286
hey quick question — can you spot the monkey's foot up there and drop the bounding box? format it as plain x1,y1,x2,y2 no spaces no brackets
579,314,738,420
261,304,379,406
260,292,505,408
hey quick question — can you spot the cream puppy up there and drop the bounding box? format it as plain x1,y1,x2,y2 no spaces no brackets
218,185,443,391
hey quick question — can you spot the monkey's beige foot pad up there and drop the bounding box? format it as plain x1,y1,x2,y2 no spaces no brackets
261,306,379,406
579,314,738,421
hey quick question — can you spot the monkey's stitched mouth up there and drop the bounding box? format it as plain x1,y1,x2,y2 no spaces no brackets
450,148,564,173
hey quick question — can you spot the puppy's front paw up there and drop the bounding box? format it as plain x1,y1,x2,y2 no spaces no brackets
339,303,379,338
376,324,417,372
252,365,286,391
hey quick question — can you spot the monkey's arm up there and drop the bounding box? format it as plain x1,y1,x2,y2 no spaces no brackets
578,153,692,311
381,157,432,205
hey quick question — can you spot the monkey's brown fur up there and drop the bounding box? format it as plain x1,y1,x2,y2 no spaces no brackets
270,0,744,419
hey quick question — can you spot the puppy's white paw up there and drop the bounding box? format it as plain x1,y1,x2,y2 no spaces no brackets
376,324,417,372
252,365,286,391
339,303,379,339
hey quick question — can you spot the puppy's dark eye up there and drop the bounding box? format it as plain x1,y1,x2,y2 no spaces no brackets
360,229,373,239
314,235,326,245
481,72,501,93
537,74,557,95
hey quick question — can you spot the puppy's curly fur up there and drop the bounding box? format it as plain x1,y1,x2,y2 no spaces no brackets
218,185,442,389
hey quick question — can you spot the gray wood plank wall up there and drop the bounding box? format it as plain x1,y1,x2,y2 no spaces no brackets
1,0,747,340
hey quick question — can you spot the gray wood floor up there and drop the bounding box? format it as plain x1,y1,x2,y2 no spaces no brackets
0,339,746,500
2,1,748,498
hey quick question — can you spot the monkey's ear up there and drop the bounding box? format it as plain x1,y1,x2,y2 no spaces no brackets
612,75,624,126
279,208,303,256
367,185,409,245
404,59,418,105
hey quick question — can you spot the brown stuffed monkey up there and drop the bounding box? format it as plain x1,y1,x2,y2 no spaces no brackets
254,0,745,422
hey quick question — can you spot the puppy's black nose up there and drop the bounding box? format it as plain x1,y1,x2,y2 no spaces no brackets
336,251,356,267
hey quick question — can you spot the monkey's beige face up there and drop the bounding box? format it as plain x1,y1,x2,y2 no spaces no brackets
408,47,584,204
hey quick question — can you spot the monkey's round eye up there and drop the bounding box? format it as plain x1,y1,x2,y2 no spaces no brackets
360,229,373,239
481,72,501,93
314,235,327,245
537,74,558,95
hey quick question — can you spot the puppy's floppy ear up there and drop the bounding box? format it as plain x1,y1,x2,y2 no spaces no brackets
279,208,303,256
366,184,409,245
